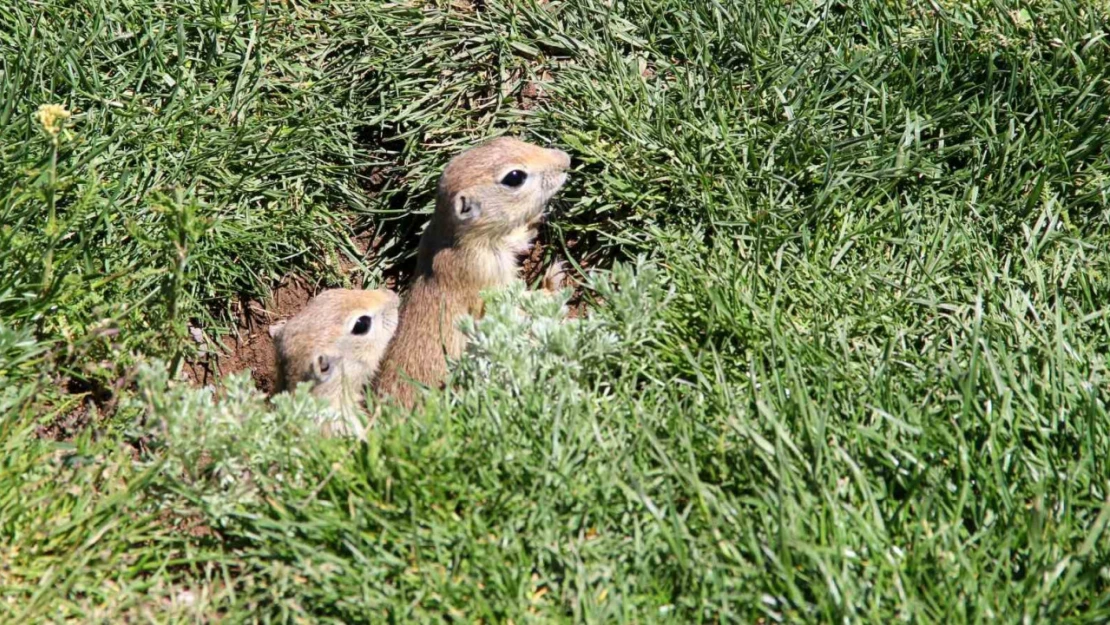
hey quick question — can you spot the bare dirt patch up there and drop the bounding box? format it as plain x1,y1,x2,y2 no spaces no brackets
36,374,132,441
521,227,593,319
183,276,315,394
336,227,377,277
518,69,554,111
35,395,92,442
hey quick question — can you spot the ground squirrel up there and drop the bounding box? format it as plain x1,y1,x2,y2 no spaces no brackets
375,136,571,407
269,288,400,434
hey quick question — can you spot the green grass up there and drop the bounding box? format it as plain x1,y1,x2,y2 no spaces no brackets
3,0,1110,621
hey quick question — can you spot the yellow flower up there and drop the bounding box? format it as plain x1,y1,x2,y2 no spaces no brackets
35,103,70,137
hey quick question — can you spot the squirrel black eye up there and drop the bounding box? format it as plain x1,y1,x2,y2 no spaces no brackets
351,315,372,335
500,170,527,187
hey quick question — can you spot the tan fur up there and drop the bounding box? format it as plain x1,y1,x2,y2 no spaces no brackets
270,288,400,435
376,137,571,407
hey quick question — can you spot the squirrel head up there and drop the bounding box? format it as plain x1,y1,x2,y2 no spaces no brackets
269,288,400,411
433,137,571,246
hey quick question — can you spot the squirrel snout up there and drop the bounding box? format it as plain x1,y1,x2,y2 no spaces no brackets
550,148,571,171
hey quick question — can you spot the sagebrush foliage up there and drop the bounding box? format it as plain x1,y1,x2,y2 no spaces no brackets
453,258,669,406
135,369,330,524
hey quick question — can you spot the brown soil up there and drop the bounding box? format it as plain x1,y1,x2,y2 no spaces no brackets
518,69,553,111
36,374,131,441
521,227,592,319
182,276,315,394
520,236,550,286
36,396,92,442
336,228,377,277
158,507,217,539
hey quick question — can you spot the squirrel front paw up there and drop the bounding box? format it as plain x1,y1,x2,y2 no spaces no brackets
541,260,568,293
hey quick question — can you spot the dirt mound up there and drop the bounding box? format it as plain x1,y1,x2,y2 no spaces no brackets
183,277,314,394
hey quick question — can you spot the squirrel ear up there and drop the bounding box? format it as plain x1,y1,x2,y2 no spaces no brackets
454,195,480,220
268,321,286,340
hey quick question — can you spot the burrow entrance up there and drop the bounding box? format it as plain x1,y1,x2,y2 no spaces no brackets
182,232,592,395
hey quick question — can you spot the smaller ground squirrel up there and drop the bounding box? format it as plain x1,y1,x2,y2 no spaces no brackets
269,288,399,434
376,136,571,407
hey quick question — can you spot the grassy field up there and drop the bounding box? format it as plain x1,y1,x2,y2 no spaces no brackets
3,0,1110,621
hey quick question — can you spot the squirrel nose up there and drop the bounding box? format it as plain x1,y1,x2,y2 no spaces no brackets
552,148,571,171
543,144,570,170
